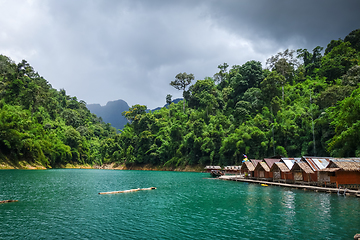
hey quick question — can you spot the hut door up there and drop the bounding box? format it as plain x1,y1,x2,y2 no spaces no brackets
274,171,280,179
294,172,302,181
260,171,265,178
318,172,330,183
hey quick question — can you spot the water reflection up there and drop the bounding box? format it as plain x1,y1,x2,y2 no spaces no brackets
282,190,296,210
280,190,296,235
319,194,331,215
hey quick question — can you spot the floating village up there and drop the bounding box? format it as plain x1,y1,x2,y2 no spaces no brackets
205,156,360,197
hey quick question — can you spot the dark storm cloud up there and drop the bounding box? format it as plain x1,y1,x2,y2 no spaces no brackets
37,0,234,108
0,0,359,109
205,0,360,49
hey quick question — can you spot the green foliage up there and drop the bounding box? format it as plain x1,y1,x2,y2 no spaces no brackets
214,62,229,86
0,55,116,167
187,78,222,116
99,29,360,168
3,29,360,169
342,65,360,86
327,88,360,157
344,29,360,52
315,85,354,110
122,104,147,123
297,46,323,77
320,41,360,82
170,72,194,112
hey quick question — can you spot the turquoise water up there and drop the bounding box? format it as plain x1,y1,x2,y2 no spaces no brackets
0,169,359,239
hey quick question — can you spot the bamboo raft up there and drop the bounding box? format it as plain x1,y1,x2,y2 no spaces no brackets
0,200,18,204
99,187,156,195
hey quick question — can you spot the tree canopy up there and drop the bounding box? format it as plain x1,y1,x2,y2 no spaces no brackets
2,28,360,169
0,56,116,167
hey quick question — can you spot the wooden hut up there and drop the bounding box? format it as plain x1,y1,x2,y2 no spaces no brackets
204,166,221,173
241,160,262,178
270,162,290,182
263,158,281,179
301,156,331,182
290,162,315,183
224,166,241,175
241,161,256,177
279,158,301,182
254,162,272,180
319,158,360,189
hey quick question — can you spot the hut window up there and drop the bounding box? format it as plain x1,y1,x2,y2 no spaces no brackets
328,172,335,176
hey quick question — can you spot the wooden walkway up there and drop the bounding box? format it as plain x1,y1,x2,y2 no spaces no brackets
218,175,360,197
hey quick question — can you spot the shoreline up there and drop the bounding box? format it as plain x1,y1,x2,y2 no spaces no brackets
0,160,47,170
0,161,203,172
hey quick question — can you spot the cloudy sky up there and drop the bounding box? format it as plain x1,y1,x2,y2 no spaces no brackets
1,0,360,109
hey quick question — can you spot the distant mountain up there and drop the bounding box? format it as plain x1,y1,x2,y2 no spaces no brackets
87,99,130,130
152,98,183,111
87,98,182,130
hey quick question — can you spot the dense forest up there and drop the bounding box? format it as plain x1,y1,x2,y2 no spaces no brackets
1,29,360,168
0,56,117,167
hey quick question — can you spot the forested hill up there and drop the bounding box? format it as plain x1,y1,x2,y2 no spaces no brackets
0,56,117,167
1,29,360,169
115,29,360,168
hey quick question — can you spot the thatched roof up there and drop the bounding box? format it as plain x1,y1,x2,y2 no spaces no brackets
254,162,270,172
250,159,262,168
263,158,280,168
270,162,290,172
319,168,340,172
325,159,360,171
241,161,255,171
291,162,314,174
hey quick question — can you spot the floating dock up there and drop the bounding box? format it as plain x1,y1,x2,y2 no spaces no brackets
218,175,360,197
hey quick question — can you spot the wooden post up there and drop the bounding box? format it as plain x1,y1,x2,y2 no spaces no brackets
99,187,156,195
0,200,18,204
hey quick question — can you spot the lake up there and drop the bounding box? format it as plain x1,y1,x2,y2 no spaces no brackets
1,169,359,239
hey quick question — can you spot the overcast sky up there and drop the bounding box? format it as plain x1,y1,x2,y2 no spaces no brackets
1,0,360,109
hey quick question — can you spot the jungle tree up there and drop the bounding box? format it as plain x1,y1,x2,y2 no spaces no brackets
170,72,194,112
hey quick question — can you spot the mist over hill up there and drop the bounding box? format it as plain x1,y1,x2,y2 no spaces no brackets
87,100,130,130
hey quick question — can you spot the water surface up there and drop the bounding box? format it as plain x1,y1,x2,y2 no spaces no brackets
1,169,359,239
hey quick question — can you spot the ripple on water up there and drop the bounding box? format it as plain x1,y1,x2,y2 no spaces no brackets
1,170,360,239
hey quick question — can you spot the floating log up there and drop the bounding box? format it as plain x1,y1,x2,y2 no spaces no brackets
99,187,156,195
0,200,18,204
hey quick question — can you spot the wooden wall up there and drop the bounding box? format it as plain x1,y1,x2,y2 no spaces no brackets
336,171,360,185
